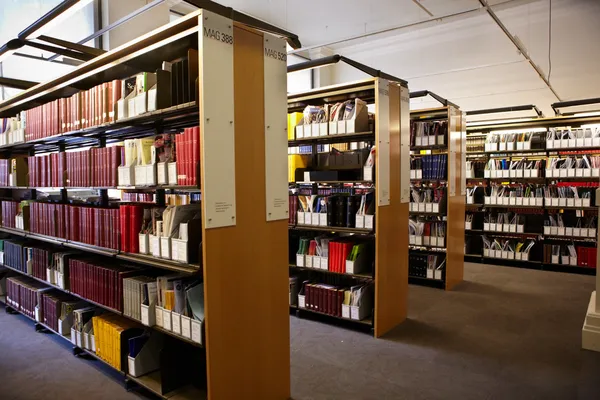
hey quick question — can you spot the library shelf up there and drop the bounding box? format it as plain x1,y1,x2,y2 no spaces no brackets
465,116,600,276
288,78,408,338
289,265,373,280
292,304,373,327
127,371,207,400
409,105,466,292
0,262,203,347
288,131,375,146
481,204,543,209
0,185,201,191
0,227,200,274
290,225,374,235
408,275,445,289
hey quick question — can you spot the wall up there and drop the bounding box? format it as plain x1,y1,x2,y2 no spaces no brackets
101,0,169,50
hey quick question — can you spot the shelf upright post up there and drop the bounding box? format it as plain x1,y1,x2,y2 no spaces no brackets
198,10,290,399
445,105,466,290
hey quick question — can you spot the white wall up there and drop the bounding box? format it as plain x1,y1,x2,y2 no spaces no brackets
101,0,170,50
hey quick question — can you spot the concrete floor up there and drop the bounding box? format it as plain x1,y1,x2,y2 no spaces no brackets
1,262,599,400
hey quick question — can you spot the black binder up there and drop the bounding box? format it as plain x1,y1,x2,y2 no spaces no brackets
326,196,336,227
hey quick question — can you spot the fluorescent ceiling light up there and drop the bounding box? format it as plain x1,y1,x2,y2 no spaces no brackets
466,117,536,127
22,0,94,40
573,111,600,117
491,127,547,134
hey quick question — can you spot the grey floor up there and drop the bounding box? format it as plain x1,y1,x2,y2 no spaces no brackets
1,262,600,400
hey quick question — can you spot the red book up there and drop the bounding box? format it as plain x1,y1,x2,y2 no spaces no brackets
120,205,130,252
193,126,200,185
130,205,142,253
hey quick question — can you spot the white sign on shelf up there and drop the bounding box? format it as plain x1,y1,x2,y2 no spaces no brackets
263,34,289,222
376,78,391,206
200,10,237,229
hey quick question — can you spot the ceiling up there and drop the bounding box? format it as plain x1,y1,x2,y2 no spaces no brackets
209,0,600,116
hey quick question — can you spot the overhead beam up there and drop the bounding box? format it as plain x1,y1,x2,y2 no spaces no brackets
0,77,39,90
478,0,561,101
37,35,105,57
24,40,95,62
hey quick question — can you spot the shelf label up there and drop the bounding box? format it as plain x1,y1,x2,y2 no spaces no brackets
200,10,237,229
191,320,202,344
376,78,391,206
264,34,289,222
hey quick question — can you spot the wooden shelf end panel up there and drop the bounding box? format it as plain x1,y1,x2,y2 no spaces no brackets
200,21,290,400
374,82,408,337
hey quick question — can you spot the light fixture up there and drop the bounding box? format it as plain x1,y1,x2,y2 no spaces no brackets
551,97,600,116
466,117,537,127
573,111,600,118
18,0,94,40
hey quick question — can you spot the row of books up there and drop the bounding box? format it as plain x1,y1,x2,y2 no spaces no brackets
30,203,121,250
296,236,370,274
5,276,47,320
298,281,373,320
410,154,448,180
175,127,200,186
24,80,123,141
1,200,18,229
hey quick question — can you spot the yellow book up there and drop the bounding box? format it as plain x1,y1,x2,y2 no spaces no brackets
92,316,99,356
288,154,310,182
287,112,303,140
164,290,175,311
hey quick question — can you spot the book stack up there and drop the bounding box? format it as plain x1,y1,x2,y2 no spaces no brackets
28,153,66,187
92,314,141,371
0,159,9,186
30,203,67,238
68,259,136,311
2,200,19,228
288,195,298,225
123,276,156,321
24,80,122,141
30,247,50,280
420,154,448,180
91,147,121,187
4,240,26,272
328,240,355,272
175,126,200,186
5,276,48,319
122,192,154,203
67,206,120,249
302,282,344,316
120,205,144,253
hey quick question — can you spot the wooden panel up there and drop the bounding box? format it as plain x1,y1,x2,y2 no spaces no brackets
201,23,290,399
374,81,408,337
445,106,465,291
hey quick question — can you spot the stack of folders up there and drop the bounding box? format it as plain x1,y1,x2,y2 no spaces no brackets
543,243,578,265
547,127,600,149
409,253,445,279
49,251,78,289
72,306,98,344
1,200,18,228
297,193,374,228
410,120,448,147
156,276,204,334
123,276,157,321
92,314,144,371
